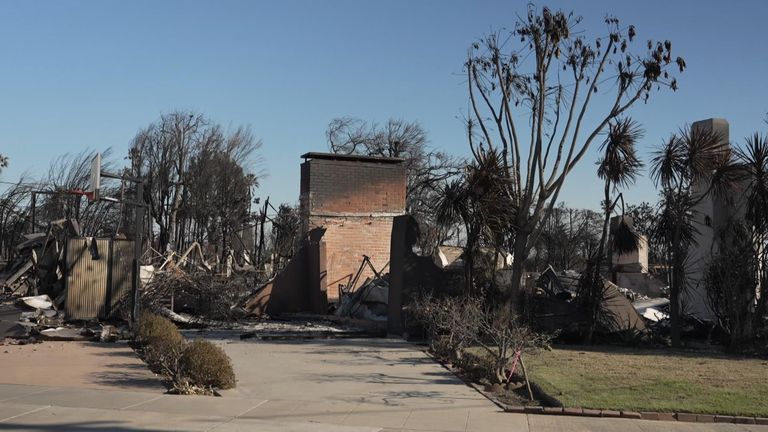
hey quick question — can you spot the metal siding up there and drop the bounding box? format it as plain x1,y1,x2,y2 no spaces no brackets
65,238,110,320
109,240,133,318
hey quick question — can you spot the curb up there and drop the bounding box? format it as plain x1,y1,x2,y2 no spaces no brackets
501,406,768,424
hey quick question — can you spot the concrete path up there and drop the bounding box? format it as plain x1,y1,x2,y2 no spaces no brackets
0,336,765,431
0,341,163,392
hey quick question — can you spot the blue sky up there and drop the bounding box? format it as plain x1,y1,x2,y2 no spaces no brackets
1,0,766,210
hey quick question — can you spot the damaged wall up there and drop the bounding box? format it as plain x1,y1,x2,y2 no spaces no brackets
388,215,463,335
299,153,406,301
243,228,328,316
686,118,746,320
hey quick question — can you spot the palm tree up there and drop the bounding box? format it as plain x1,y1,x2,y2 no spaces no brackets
581,118,643,342
435,149,517,295
650,124,732,347
435,177,476,293
732,132,768,338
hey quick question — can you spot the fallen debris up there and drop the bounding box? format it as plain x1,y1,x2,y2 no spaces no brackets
39,327,90,341
336,276,389,321
532,266,664,336
18,295,55,311
0,320,31,339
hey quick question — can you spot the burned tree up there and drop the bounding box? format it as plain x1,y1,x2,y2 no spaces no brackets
129,112,206,252
435,150,517,293
0,178,32,259
129,112,261,255
531,204,601,272
465,6,685,299
186,127,259,260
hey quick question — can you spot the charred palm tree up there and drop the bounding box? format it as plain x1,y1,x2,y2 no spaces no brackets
650,124,733,347
581,118,643,342
435,149,517,295
733,133,768,339
435,177,476,293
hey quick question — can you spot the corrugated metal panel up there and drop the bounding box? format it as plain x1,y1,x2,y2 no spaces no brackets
108,240,133,318
65,238,110,320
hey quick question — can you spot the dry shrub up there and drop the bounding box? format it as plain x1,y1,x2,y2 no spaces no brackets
137,312,187,382
180,340,236,390
136,313,237,394
411,294,481,362
412,294,552,387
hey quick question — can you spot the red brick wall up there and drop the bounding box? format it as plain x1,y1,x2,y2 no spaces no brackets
300,157,406,301
301,159,406,215
309,216,393,300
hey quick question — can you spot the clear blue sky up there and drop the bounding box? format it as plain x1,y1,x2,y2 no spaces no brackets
1,0,766,210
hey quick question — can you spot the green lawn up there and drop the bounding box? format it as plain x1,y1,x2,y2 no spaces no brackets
524,345,768,416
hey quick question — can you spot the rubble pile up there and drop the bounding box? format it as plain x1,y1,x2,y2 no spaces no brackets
0,219,81,307
532,265,671,337
335,275,389,321
0,294,126,342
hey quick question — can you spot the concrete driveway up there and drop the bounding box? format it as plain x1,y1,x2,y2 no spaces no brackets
0,335,766,431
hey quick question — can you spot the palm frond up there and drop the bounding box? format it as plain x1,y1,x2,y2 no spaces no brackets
597,117,645,189
735,133,768,233
681,123,730,186
435,178,470,228
650,134,686,189
611,217,640,255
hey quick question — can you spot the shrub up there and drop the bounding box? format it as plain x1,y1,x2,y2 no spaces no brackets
138,312,181,345
705,223,767,351
412,293,552,400
411,294,481,362
137,312,187,382
135,313,237,393
180,340,236,390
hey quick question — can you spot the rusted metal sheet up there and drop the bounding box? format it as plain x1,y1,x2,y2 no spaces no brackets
65,238,110,320
108,240,133,318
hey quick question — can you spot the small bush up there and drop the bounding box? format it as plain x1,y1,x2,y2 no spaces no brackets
138,312,181,345
137,312,187,380
180,340,236,390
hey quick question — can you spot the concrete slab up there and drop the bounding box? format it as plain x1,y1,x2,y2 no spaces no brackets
283,400,357,424
403,407,470,432
217,417,381,432
124,394,267,417
344,409,411,430
466,408,529,432
0,404,226,431
0,341,164,392
0,384,55,402
239,399,300,419
206,335,486,407
529,414,646,432
11,387,160,410
0,403,50,423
